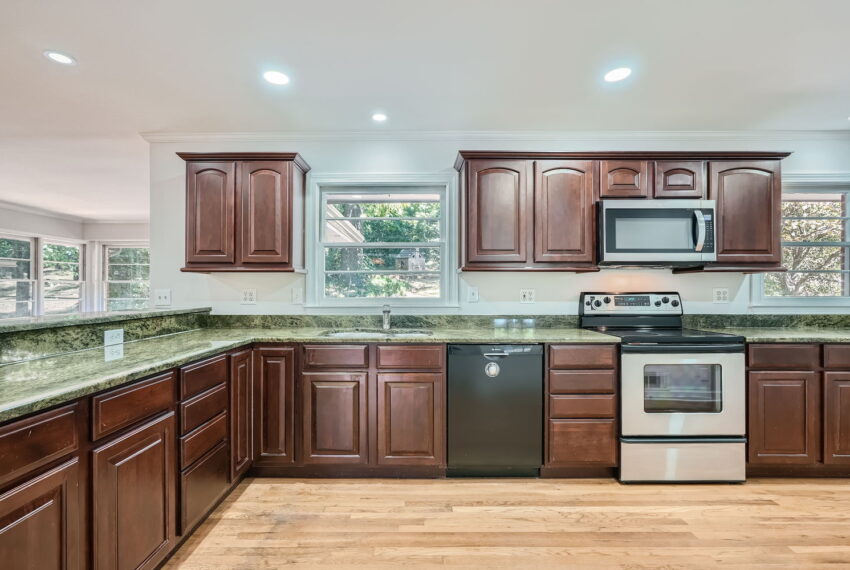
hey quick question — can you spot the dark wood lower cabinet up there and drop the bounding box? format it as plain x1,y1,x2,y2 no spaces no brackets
179,441,230,534
229,349,253,479
376,373,443,466
0,459,80,570
301,372,369,465
824,372,850,464
92,413,177,570
547,419,617,466
253,347,296,466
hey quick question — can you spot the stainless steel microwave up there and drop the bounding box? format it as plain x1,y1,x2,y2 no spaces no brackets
599,199,716,264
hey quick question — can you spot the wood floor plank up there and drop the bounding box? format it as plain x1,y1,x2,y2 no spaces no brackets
164,478,850,569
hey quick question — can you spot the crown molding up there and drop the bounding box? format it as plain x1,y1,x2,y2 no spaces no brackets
783,172,850,188
0,200,148,225
140,129,850,144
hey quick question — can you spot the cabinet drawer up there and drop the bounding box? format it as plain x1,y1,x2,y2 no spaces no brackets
549,370,616,394
303,344,368,368
0,404,79,488
377,345,444,369
748,344,819,370
548,419,617,466
91,372,175,441
180,412,228,469
824,345,850,370
180,384,228,435
180,355,228,399
179,441,229,535
549,345,617,369
549,395,616,419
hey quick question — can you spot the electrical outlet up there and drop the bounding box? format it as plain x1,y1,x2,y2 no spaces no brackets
241,288,257,305
104,328,124,346
467,286,479,303
154,289,171,307
103,344,124,362
713,287,730,303
291,287,304,304
520,289,535,303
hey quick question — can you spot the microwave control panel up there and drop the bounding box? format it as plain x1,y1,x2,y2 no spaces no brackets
702,214,715,253
580,292,682,315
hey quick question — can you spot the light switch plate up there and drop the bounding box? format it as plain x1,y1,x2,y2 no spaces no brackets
104,328,124,346
713,288,730,303
241,289,257,305
520,289,535,303
154,289,171,307
467,286,479,303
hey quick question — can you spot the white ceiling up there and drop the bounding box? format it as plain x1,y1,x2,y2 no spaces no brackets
1,0,850,221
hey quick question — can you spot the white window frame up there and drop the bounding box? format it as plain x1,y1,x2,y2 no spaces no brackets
306,173,459,310
99,241,151,312
0,232,37,318
39,238,87,316
751,174,850,309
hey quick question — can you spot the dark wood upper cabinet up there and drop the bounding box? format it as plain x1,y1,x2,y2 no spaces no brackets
709,161,782,265
653,160,706,198
180,153,309,272
92,413,177,570
0,459,81,570
229,349,253,479
376,373,444,466
533,160,595,263
599,160,649,198
748,371,820,465
185,162,236,264
301,372,369,465
465,159,530,264
253,347,296,466
824,372,850,465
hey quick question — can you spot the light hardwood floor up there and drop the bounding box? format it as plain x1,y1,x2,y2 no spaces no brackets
164,478,850,569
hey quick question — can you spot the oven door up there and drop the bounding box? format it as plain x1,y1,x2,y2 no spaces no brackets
601,199,716,263
621,349,745,436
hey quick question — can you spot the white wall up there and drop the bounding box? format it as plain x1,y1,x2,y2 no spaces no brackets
147,131,850,315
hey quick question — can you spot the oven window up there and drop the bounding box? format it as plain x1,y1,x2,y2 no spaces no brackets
644,364,722,413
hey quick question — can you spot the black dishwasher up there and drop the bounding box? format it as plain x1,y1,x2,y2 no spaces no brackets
447,344,543,476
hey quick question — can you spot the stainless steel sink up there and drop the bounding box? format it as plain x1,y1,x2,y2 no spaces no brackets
320,328,433,339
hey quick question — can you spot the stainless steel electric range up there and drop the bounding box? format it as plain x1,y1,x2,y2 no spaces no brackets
580,292,746,483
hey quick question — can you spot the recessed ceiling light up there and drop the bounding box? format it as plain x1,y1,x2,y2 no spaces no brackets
263,70,290,85
44,51,76,65
604,67,632,82
372,113,388,122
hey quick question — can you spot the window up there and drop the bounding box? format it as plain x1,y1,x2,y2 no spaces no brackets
754,182,850,306
41,242,84,314
311,180,456,307
0,235,35,318
104,246,151,311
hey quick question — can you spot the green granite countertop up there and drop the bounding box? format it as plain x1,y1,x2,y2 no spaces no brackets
0,307,211,333
0,326,617,424
704,327,850,343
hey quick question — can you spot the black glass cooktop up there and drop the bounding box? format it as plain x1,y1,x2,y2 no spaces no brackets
588,327,745,345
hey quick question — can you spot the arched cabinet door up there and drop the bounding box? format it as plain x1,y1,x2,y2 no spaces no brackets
709,161,781,264
238,161,291,265
186,162,236,263
533,161,595,263
600,160,649,198
465,160,531,263
653,161,706,198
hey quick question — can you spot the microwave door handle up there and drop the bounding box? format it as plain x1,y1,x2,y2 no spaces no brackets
693,210,706,252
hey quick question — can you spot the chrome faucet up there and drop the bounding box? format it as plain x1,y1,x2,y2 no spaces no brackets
382,304,391,330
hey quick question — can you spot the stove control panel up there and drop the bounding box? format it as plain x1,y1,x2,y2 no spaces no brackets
580,292,682,315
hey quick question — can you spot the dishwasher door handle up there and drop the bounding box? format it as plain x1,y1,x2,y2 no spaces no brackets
483,352,510,358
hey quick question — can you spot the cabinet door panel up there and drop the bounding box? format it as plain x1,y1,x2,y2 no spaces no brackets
179,442,229,535
653,161,705,198
92,413,176,570
301,372,368,464
186,162,236,263
229,349,253,479
0,459,80,570
600,160,649,198
253,348,296,466
824,372,850,464
547,419,617,466
466,160,530,263
748,372,819,465
533,160,595,263
238,161,291,265
709,161,781,264
377,373,443,466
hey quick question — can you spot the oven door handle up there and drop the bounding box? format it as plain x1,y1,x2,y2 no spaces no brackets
693,210,706,252
621,343,745,353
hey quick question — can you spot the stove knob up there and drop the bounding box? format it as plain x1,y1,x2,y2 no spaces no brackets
585,299,591,306
593,300,602,308
603,296,611,304
661,296,670,304
671,299,680,307
654,300,662,307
